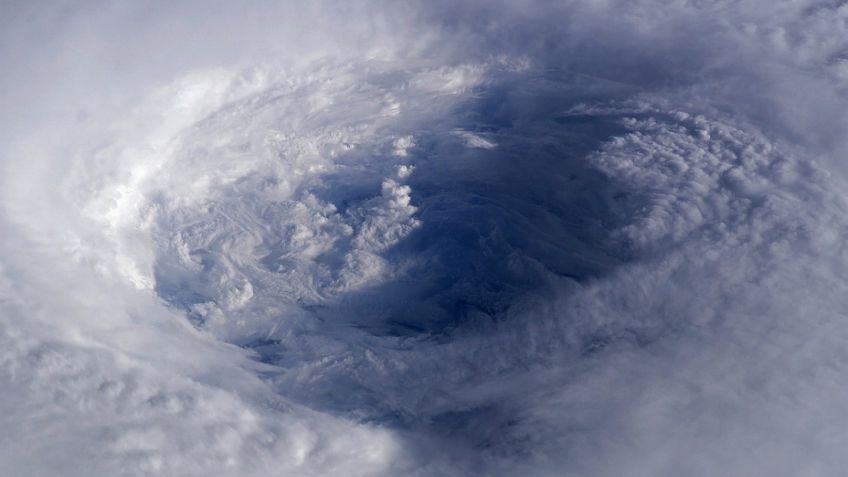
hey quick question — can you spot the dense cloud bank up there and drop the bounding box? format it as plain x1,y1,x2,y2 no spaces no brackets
2,1,848,475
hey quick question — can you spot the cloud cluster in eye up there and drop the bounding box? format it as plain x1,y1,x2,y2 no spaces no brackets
2,1,848,476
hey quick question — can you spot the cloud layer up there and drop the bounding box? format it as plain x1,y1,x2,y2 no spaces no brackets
2,1,848,475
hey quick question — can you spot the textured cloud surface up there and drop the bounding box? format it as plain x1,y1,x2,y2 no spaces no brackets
2,1,848,476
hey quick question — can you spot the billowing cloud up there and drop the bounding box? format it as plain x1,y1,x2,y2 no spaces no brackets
2,1,848,476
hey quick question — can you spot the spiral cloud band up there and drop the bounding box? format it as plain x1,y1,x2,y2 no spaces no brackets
2,1,848,475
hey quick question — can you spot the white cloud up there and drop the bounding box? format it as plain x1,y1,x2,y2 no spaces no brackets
453,130,498,150
3,1,848,476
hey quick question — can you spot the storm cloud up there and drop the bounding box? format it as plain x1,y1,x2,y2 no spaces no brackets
2,1,848,476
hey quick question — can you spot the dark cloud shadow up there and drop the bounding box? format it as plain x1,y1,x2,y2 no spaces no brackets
307,71,641,338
